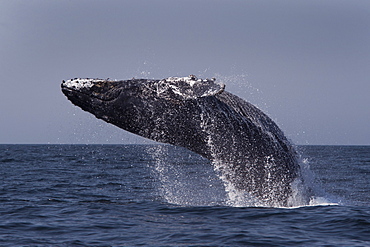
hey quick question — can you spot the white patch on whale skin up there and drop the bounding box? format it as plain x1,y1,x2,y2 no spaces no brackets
157,76,225,100
163,76,213,87
164,76,200,86
62,78,104,90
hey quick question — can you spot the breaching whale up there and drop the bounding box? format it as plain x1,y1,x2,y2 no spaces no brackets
61,75,303,206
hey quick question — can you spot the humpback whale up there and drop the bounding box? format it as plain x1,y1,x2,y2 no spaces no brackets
61,76,303,206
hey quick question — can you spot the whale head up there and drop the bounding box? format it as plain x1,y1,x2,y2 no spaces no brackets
61,76,225,156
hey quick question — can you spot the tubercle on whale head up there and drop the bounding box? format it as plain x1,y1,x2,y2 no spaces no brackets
151,76,225,100
61,78,126,102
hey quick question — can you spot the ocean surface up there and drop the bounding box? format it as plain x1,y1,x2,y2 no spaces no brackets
0,144,369,246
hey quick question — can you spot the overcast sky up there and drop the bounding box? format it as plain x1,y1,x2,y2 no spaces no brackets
1,0,369,145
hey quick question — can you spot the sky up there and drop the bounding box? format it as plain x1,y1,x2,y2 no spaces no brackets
0,0,369,145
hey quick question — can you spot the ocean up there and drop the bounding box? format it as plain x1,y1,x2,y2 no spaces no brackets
0,144,369,246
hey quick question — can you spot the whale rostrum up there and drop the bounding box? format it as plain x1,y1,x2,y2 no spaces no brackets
61,75,305,206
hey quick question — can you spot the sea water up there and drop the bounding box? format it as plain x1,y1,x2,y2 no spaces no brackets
0,144,369,246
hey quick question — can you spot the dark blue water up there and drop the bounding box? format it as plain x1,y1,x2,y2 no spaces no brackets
0,145,369,246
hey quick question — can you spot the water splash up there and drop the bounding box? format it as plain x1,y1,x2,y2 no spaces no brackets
295,157,341,207
146,143,340,208
146,145,226,206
